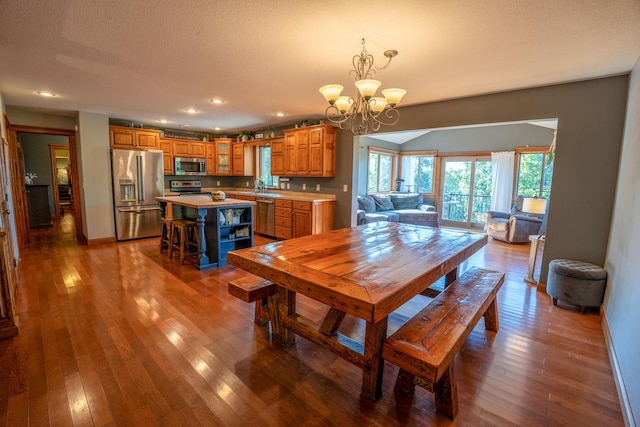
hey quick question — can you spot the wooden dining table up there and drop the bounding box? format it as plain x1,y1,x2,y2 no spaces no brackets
227,221,488,400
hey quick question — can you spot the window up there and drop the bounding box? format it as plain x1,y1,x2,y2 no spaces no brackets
368,148,396,193
400,152,435,194
516,150,554,199
258,145,278,187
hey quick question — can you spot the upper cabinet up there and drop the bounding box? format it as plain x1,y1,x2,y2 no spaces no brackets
160,139,174,175
270,137,285,177
231,142,254,176
280,124,336,177
173,140,206,158
110,126,161,150
214,138,232,175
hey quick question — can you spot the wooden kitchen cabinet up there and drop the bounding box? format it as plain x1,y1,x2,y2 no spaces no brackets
281,124,336,177
160,139,174,174
231,142,254,176
172,140,206,158
292,201,312,237
214,138,232,175
270,137,285,176
274,198,334,239
275,199,292,239
205,143,216,175
109,125,161,149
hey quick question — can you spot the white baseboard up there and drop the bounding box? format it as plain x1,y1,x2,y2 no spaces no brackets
602,309,636,427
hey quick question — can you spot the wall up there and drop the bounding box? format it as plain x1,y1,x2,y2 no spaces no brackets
401,122,555,152
5,107,75,130
357,77,627,283
604,58,640,425
21,133,68,216
76,112,113,241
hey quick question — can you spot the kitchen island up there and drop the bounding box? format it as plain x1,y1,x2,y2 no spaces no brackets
156,195,256,270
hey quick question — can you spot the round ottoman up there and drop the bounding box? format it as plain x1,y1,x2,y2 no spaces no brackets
546,259,607,312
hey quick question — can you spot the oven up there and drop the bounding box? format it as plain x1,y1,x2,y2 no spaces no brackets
174,157,206,175
169,180,211,197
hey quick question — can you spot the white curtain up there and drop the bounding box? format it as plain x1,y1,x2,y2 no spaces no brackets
401,156,417,191
490,151,515,212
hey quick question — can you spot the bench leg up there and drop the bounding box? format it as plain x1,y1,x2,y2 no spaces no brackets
394,369,416,397
254,298,270,326
267,293,280,336
483,297,499,332
434,365,458,420
276,288,296,347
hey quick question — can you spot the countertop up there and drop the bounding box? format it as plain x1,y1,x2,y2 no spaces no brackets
163,188,336,203
156,195,256,209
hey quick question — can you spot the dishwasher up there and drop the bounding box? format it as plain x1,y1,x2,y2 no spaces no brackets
256,197,275,236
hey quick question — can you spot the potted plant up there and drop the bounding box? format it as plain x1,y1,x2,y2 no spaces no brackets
237,131,254,142
233,208,244,224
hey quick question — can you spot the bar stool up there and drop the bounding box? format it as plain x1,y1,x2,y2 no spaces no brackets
169,219,199,264
159,217,173,254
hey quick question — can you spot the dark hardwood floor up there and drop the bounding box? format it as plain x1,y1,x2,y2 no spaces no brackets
0,215,623,426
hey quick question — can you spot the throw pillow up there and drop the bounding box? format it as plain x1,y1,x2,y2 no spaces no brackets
357,195,376,213
390,194,421,210
372,195,394,211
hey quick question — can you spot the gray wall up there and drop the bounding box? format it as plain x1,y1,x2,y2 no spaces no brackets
21,133,69,216
604,59,640,424
355,77,627,284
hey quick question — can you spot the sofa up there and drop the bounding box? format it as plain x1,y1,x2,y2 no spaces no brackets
357,193,439,227
485,196,544,243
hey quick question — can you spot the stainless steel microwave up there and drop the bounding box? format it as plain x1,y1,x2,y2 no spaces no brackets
175,157,206,175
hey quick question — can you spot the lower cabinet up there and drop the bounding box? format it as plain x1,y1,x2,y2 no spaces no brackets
275,199,293,239
275,199,334,239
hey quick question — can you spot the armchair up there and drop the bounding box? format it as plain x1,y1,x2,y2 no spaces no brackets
485,196,544,243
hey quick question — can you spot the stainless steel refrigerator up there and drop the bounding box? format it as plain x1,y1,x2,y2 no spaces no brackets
111,149,164,241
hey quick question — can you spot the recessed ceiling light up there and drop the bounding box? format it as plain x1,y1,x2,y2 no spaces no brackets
179,124,190,128
184,108,198,114
274,112,286,117
37,91,56,97
210,98,225,104
213,127,221,131
158,119,169,124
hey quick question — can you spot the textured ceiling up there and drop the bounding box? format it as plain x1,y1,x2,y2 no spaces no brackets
1,1,639,134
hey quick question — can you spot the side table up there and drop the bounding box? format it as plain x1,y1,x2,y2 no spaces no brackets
524,234,545,284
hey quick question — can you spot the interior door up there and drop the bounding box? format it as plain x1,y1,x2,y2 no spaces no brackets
439,156,492,229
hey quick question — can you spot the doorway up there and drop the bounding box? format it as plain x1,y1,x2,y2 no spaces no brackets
6,123,84,246
49,145,72,218
439,156,492,229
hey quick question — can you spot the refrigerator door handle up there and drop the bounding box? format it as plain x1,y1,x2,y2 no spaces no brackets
137,154,145,202
118,206,160,213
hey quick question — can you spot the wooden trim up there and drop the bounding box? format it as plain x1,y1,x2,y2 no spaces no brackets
368,146,399,155
399,150,437,156
515,146,550,154
87,236,117,245
602,313,634,427
437,150,492,158
6,120,87,246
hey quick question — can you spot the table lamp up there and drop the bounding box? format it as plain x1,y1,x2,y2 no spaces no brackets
522,197,547,216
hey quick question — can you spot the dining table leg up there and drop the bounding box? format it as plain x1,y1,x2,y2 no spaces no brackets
276,287,296,347
444,267,458,287
361,317,388,401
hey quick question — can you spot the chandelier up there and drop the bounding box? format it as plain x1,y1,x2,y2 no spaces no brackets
319,38,407,135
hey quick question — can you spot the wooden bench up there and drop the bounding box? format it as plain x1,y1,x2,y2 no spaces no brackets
228,275,278,326
381,267,504,420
